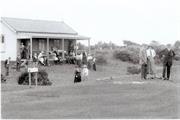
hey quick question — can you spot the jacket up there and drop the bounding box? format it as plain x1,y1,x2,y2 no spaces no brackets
160,48,175,66
139,47,147,64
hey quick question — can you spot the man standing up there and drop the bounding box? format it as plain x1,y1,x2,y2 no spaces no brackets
92,56,96,71
27,42,31,59
146,46,156,79
139,45,147,79
82,51,88,65
4,57,11,76
160,45,175,80
16,55,21,71
20,43,25,59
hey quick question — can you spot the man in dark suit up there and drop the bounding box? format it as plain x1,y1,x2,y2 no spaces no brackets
160,45,175,80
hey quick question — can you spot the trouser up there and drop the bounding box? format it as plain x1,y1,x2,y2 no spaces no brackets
93,63,96,71
141,63,147,79
5,67,9,76
16,63,20,71
163,63,171,79
147,58,153,74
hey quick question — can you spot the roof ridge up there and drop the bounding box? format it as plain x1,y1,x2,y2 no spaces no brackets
2,17,64,23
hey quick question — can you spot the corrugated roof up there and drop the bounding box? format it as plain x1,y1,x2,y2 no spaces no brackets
17,32,90,40
1,17,78,35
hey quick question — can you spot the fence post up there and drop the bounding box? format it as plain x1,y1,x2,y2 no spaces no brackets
35,72,38,86
29,72,31,87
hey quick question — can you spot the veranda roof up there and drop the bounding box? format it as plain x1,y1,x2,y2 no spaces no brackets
17,32,90,40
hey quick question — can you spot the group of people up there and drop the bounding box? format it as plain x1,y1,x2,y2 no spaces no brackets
139,45,175,80
50,47,65,64
33,50,64,66
74,51,97,83
34,51,48,66
6,42,176,83
5,55,22,76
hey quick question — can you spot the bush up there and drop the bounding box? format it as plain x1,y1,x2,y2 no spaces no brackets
174,49,180,61
154,55,162,64
18,70,52,86
113,49,130,61
113,46,140,64
174,55,180,61
127,66,141,74
95,50,109,55
94,50,108,65
96,55,107,65
1,74,6,83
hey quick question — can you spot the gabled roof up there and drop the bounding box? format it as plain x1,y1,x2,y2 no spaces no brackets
1,17,78,35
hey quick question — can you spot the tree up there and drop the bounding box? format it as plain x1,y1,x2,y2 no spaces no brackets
174,40,180,49
150,40,160,47
123,40,139,46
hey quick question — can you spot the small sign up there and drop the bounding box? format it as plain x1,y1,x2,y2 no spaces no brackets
28,67,38,73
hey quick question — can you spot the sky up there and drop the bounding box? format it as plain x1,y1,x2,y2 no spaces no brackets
0,0,180,46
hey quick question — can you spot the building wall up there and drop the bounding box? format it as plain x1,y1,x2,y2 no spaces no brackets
32,38,39,51
64,39,69,52
31,38,74,52
49,39,75,52
1,22,17,61
64,39,75,53
49,39,62,50
17,39,21,55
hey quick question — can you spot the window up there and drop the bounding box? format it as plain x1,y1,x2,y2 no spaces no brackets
54,40,60,49
39,39,46,51
0,34,5,53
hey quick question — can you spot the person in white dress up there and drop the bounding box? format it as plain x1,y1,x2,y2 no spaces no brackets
81,65,89,81
146,46,156,78
38,51,46,65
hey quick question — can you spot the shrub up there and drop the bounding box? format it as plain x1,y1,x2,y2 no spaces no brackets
113,49,130,61
127,66,141,74
174,49,180,61
174,56,180,61
1,74,6,83
96,55,107,65
95,50,109,55
94,50,108,65
113,46,140,64
154,55,162,64
18,70,52,86
113,45,171,64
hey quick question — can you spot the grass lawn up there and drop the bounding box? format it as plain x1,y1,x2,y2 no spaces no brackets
1,60,180,119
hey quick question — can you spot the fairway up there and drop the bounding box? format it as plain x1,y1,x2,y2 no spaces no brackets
1,61,180,119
